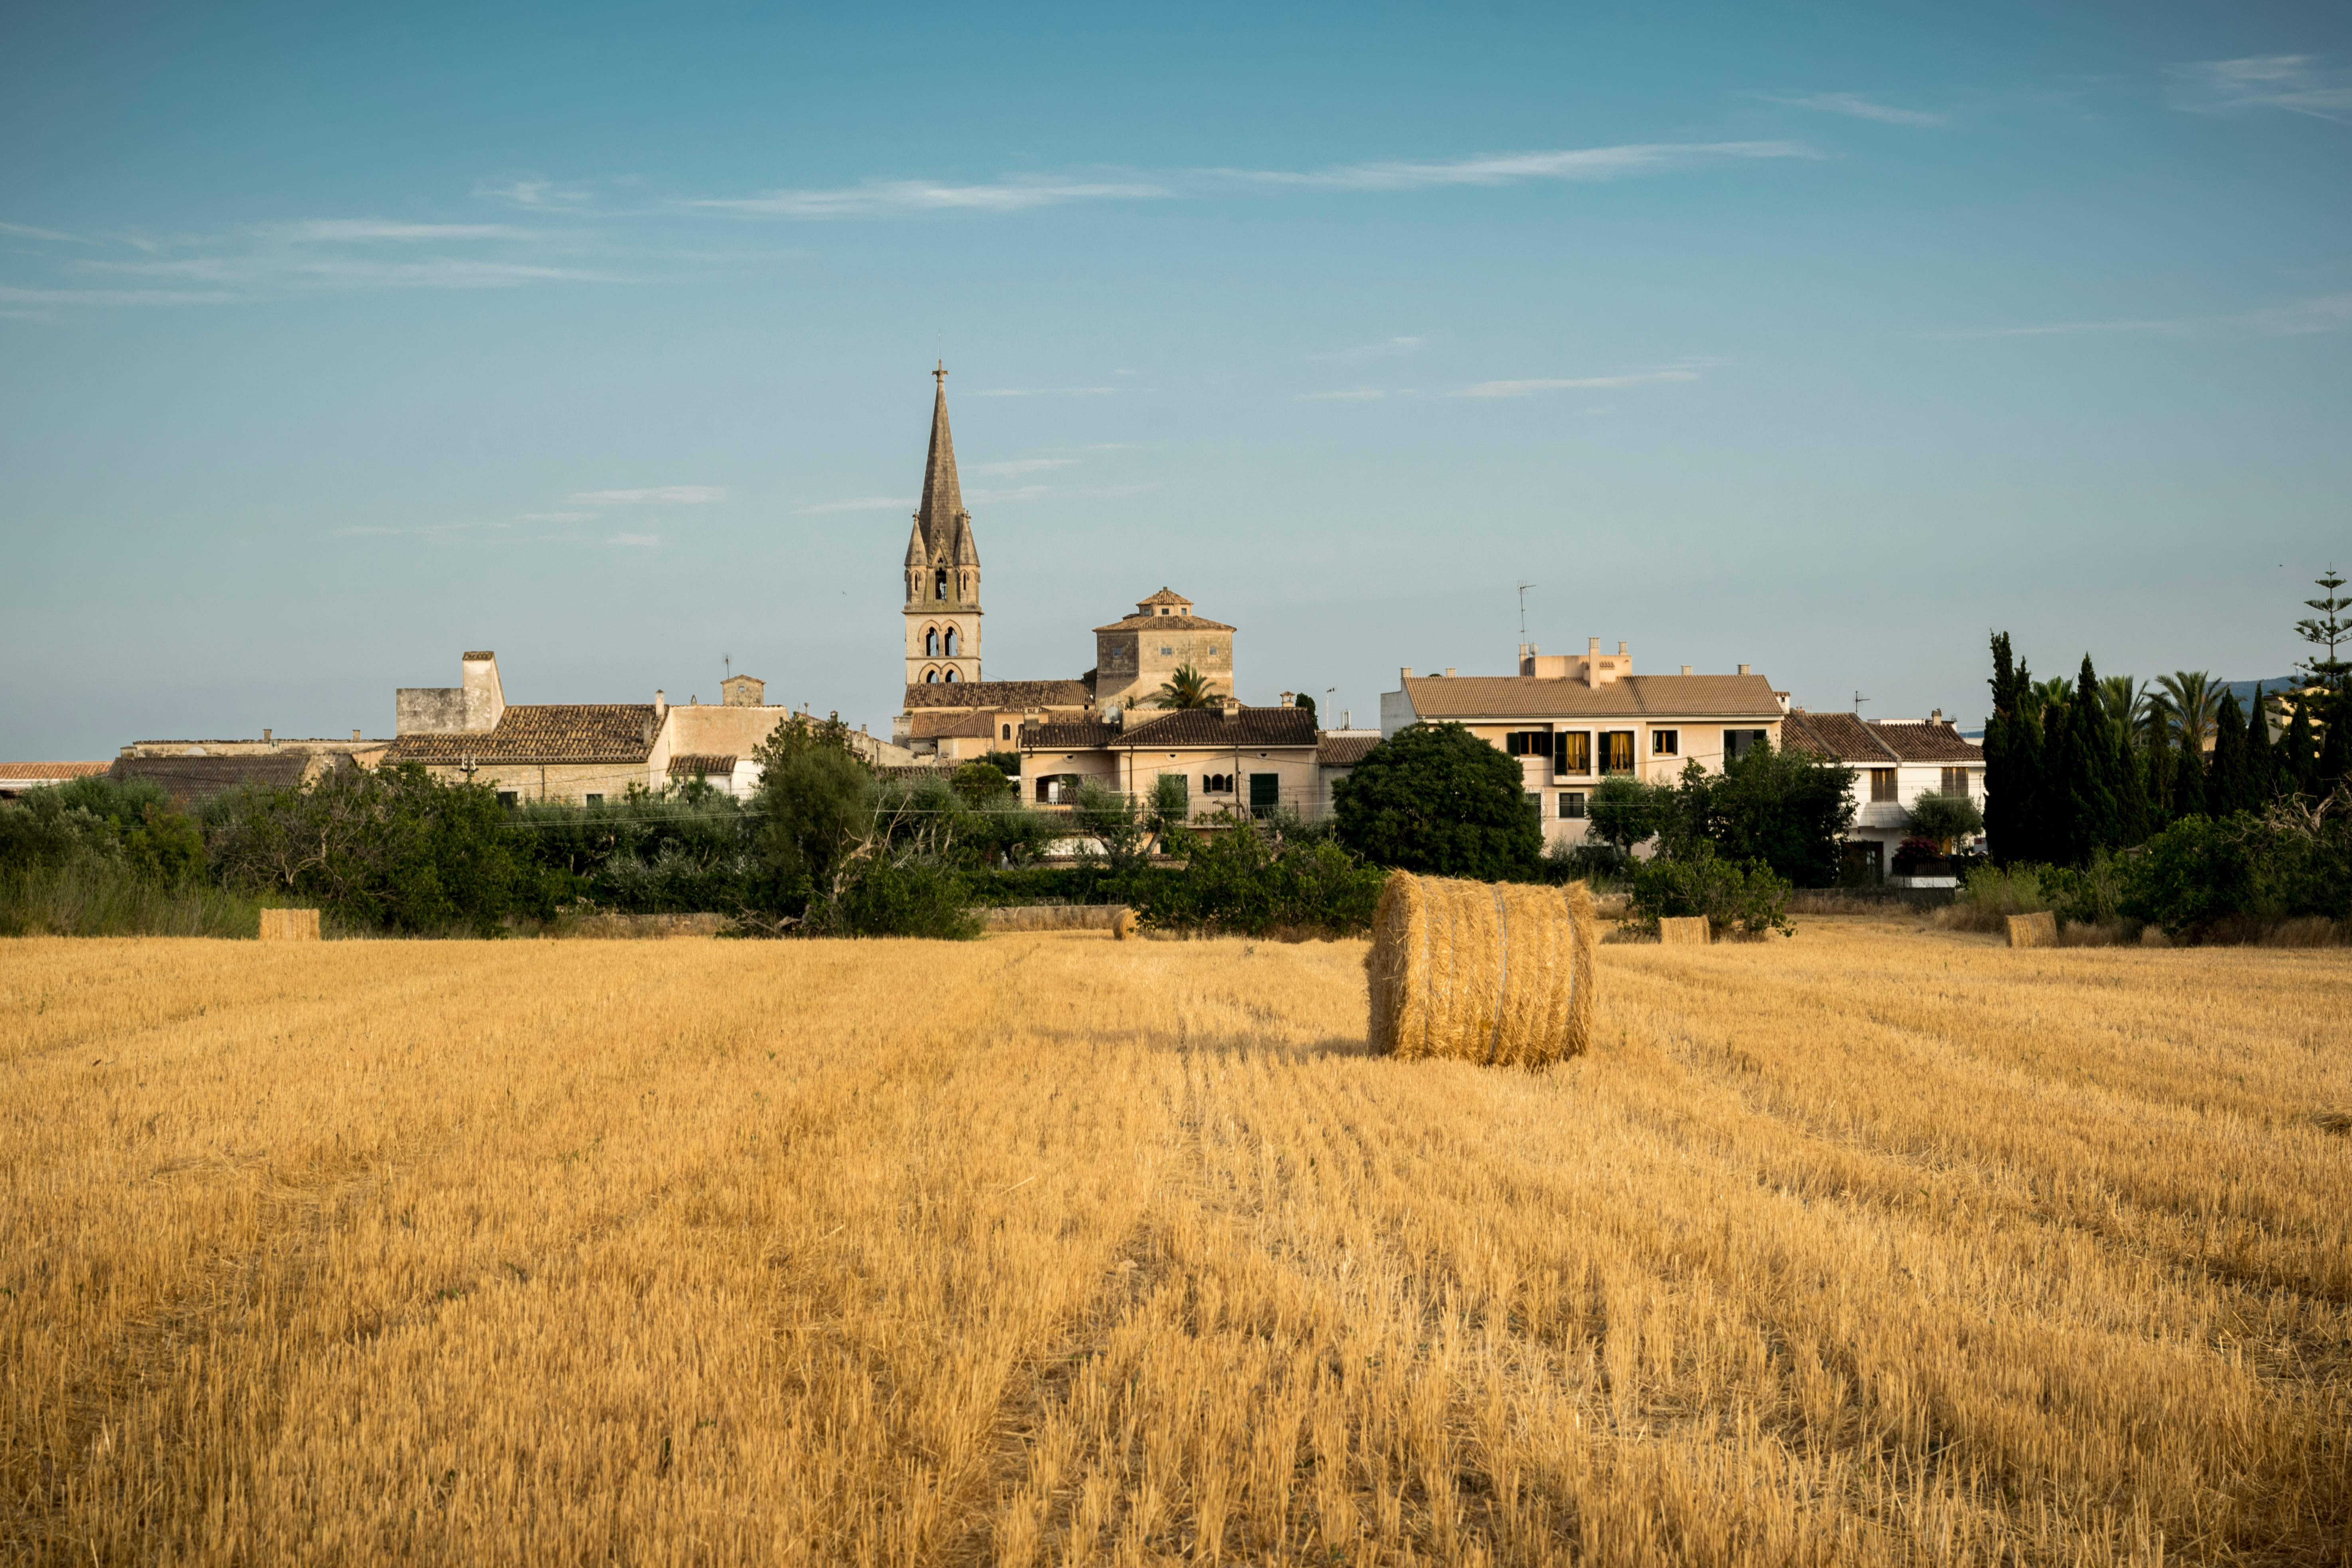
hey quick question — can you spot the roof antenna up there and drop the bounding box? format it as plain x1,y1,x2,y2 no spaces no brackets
1517,581,1537,660
1854,690,1870,715
724,652,732,681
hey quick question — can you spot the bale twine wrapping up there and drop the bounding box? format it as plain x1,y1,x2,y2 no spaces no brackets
2006,911,2057,949
1366,872,1596,1068
1658,915,1711,946
258,908,321,941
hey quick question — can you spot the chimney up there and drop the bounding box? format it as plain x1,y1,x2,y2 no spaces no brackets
352,729,362,741
1401,666,1414,681
461,651,505,732
1617,641,1628,656
1279,691,1295,707
1931,708,1944,723
1220,696,1241,722
655,689,668,722
1587,637,1602,690
1444,667,1457,678
1738,664,1752,676
262,728,273,743
1681,664,1692,676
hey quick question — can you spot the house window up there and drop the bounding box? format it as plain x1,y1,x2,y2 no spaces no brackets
1249,773,1280,816
1725,729,1768,763
584,794,603,806
925,628,940,656
1505,731,1554,757
1559,791,1587,819
1600,732,1635,774
934,568,948,600
496,791,517,807
1941,767,1973,796
1203,773,1233,793
1652,729,1679,756
944,628,958,656
1870,768,1899,803
1554,732,1592,775
1159,646,1173,656
1001,724,1012,740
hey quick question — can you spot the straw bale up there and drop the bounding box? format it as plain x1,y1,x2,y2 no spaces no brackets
2007,912,2057,949
1111,908,1138,941
1658,915,1711,946
258,908,320,942
1366,872,1596,1068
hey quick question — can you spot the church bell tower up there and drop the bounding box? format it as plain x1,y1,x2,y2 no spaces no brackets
902,363,983,688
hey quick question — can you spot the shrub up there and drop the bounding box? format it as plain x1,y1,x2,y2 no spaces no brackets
1891,837,1943,876
952,761,1010,804
1332,723,1542,880
824,858,981,939
1133,815,1386,937
1628,841,1793,938
1906,790,1985,851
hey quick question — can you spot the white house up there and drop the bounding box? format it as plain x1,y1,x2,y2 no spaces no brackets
1778,708,1984,882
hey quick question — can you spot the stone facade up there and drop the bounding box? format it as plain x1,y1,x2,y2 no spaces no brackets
902,365,984,688
1090,589,1237,716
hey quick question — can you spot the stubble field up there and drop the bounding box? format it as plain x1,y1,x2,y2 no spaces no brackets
2,920,2348,1566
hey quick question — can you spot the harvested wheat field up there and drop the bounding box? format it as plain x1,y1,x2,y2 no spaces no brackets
3,921,2349,1566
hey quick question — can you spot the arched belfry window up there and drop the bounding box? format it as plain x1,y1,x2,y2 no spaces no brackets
943,627,959,656
944,668,958,683
925,628,940,656
924,669,939,684
934,568,948,600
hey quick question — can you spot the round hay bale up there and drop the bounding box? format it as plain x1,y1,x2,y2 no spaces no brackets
1111,907,1138,941
1366,872,1596,1068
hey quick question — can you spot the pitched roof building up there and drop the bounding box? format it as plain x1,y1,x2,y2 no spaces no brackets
1780,707,1984,878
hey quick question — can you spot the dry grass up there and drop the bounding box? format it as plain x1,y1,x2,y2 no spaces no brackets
2,920,2348,1566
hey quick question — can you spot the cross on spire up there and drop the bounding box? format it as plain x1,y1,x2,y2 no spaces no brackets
934,359,947,387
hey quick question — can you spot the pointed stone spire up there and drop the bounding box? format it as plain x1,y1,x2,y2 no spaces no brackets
952,511,980,567
916,361,966,557
903,519,926,570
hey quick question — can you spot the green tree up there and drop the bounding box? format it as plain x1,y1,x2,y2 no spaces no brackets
2244,684,2277,803
2154,671,2223,757
748,712,876,915
2113,722,2153,845
2280,691,2319,797
2145,716,2174,824
1585,774,1673,857
2206,692,2248,817
1150,664,1222,710
2319,685,2352,795
951,759,1010,804
1686,743,1857,888
1074,782,1152,872
1906,790,1985,852
2171,731,2208,818
1292,692,1317,725
2294,566,2350,693
2051,655,2120,864
1983,633,2045,866
1331,722,1542,880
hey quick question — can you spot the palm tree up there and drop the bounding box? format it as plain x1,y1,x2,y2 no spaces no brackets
2100,674,2154,747
1151,663,1223,710
2154,670,2222,755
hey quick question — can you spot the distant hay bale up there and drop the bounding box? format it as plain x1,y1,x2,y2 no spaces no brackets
2007,912,2057,949
1111,908,1138,941
258,908,320,942
1366,872,1596,1068
1658,915,1711,947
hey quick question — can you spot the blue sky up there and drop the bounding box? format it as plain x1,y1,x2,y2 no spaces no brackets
2,1,2346,755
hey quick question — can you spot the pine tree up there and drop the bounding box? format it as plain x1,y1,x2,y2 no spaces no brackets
2295,567,2350,694
2146,717,2173,825
2113,722,2152,844
2053,655,2119,863
2207,692,2248,817
2245,685,2276,803
2281,694,2319,797
2171,733,2207,818
1983,633,2045,865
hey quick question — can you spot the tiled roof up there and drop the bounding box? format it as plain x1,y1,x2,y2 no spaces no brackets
903,679,1093,711
910,710,1002,740
108,753,322,803
1136,587,1191,607
1316,734,1382,768
1779,710,1899,763
667,753,737,777
0,761,111,781
1402,673,1785,720
1870,720,1982,763
1092,613,1236,634
381,704,658,765
1020,720,1120,750
1114,706,1318,750
876,764,961,783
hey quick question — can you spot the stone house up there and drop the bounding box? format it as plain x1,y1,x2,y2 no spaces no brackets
1778,709,1983,881
1377,640,1791,846
1019,698,1321,821
1089,590,1236,716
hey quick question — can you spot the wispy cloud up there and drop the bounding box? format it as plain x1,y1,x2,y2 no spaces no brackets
1949,292,2352,340
574,485,727,504
800,496,914,514
87,254,614,291
971,457,1078,478
0,221,95,244
685,178,1169,219
965,484,1054,504
523,511,595,522
973,386,1121,398
607,533,661,548
1295,387,1393,401
475,177,595,210
256,219,538,243
1211,140,1815,191
1453,367,1706,397
2172,55,2352,120
1319,336,1426,364
1764,92,1945,127
0,282,244,307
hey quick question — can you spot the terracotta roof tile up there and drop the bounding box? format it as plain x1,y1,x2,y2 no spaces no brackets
0,761,112,781
1135,587,1191,607
1091,613,1236,634
667,753,738,777
107,753,325,803
1869,721,1983,763
1401,673,1784,720
1779,710,1899,763
1114,706,1317,750
1020,720,1120,749
381,704,657,765
908,710,1001,740
1316,734,1382,767
903,679,1093,711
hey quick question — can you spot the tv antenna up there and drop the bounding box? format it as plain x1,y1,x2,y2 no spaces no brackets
1853,690,1870,714
1517,580,1537,641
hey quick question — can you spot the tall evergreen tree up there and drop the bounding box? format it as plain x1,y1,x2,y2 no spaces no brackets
2113,722,2153,844
2208,692,2248,816
2294,566,2350,694
2052,655,2119,864
2146,717,2173,825
2318,684,2352,796
1982,633,2044,865
2281,693,2319,797
2245,685,2276,803
2171,732,2208,818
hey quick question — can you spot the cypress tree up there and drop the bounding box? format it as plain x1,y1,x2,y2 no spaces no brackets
1983,633,2045,864
2281,693,2318,797
2172,732,2208,818
2146,717,2173,825
2053,655,2119,863
2113,722,2153,844
2317,685,2352,797
2208,691,2248,816
2245,684,2276,803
